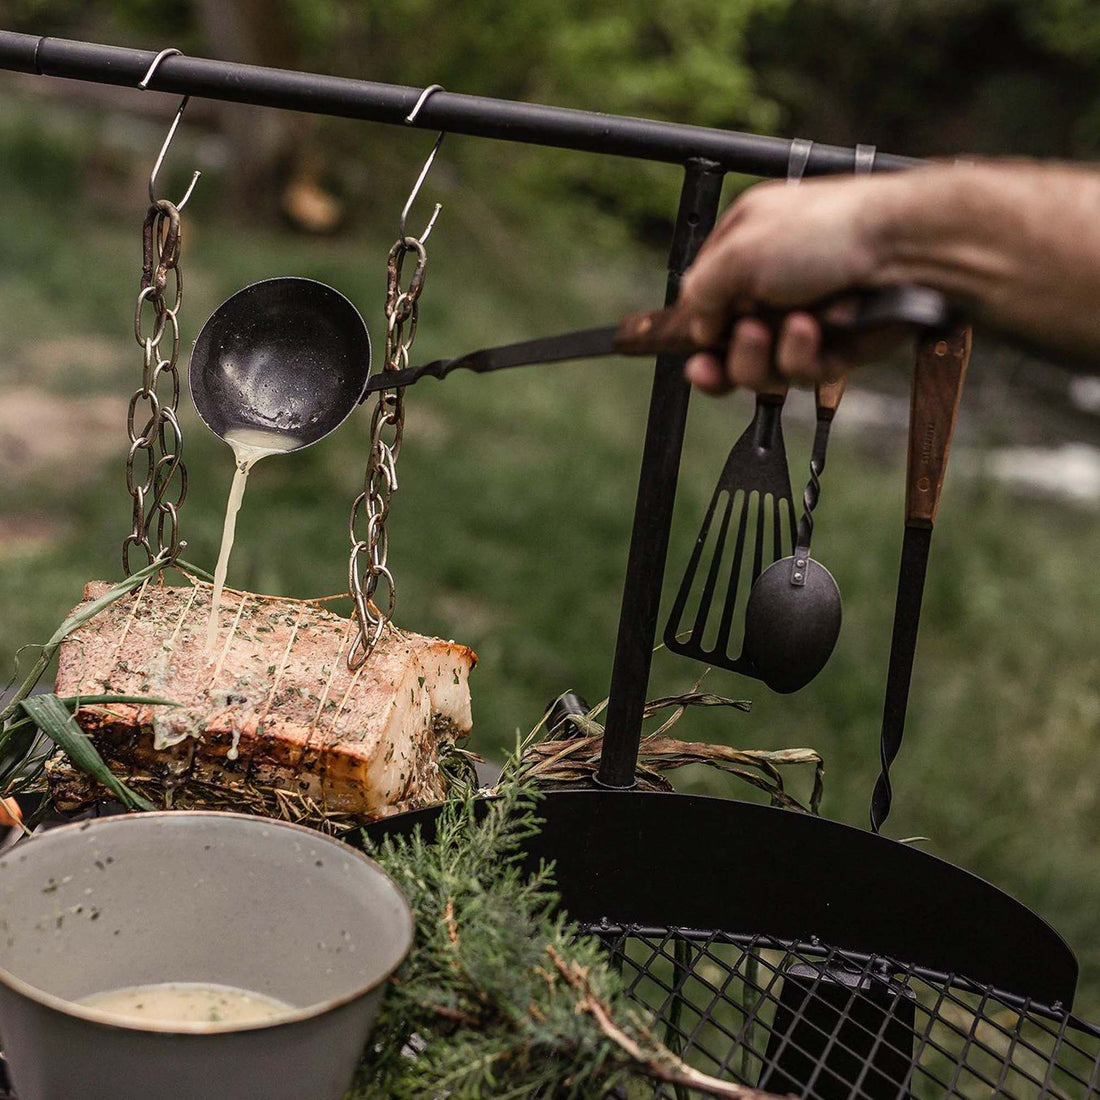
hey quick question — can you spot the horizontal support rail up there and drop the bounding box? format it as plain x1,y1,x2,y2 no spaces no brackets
0,32,922,176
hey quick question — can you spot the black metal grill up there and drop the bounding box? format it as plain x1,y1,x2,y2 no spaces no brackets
360,790,1100,1099
586,924,1100,1099
1,931,1094,1100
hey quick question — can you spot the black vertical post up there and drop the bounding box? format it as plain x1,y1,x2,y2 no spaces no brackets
596,158,725,789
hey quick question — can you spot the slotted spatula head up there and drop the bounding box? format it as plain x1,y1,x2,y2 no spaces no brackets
664,383,797,673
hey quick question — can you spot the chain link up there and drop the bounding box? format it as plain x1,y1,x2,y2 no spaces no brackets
122,198,189,575
347,236,429,669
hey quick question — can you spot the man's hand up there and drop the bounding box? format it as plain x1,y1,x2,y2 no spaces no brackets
679,175,887,393
676,159,1100,394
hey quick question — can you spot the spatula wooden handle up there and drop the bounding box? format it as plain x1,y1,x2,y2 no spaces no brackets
905,325,972,527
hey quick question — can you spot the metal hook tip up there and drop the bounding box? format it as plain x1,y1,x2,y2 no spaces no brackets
420,203,443,244
405,83,444,125
177,170,202,212
139,47,182,91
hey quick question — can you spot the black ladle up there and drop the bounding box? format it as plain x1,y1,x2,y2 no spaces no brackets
742,379,845,694
189,280,949,449
189,277,372,450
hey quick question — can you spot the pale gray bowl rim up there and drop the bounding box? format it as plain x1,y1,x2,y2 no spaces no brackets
0,810,413,1035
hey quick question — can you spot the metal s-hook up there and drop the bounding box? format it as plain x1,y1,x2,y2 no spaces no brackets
400,84,446,244
138,46,181,90
139,48,201,212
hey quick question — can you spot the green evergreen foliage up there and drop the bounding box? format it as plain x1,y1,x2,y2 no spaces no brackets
352,771,751,1098
351,776,632,1097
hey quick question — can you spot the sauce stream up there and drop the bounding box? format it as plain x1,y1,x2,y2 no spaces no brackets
206,428,300,652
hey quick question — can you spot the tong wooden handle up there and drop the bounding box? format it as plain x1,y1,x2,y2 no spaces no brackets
905,325,972,527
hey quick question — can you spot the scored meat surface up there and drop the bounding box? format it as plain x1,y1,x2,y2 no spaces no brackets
49,581,476,822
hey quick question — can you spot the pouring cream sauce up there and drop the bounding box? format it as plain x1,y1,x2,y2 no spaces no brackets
77,981,294,1027
206,428,300,652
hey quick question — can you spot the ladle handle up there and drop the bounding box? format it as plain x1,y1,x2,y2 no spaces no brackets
905,326,971,527
614,285,953,358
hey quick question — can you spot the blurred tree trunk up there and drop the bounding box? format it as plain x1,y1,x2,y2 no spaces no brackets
193,0,341,230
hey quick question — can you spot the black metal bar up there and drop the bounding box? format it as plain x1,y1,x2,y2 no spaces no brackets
0,32,923,175
596,160,726,789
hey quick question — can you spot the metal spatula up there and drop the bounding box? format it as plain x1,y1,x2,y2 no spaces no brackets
663,379,797,672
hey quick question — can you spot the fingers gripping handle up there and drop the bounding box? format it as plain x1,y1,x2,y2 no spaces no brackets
614,285,953,359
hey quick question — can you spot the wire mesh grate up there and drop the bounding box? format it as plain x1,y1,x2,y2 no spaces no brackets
582,923,1100,1099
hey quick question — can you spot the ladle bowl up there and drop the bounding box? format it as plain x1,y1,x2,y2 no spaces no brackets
742,555,842,694
189,277,372,451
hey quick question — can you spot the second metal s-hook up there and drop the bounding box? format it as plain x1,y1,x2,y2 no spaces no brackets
399,84,446,244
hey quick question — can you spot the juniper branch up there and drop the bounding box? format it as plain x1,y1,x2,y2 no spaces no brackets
546,945,788,1100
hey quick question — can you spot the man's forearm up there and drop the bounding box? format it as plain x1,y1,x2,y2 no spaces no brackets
869,161,1100,357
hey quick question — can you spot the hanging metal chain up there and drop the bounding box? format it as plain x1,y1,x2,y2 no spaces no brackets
122,198,189,574
347,236,428,668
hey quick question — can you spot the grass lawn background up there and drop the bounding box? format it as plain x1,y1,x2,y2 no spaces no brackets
1,97,1099,1014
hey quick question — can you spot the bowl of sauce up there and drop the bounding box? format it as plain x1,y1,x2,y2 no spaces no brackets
0,811,412,1100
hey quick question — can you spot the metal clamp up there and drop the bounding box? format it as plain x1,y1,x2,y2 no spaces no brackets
854,142,877,176
787,137,814,184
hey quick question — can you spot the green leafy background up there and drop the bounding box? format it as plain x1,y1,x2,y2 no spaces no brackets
2,0,1100,1019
